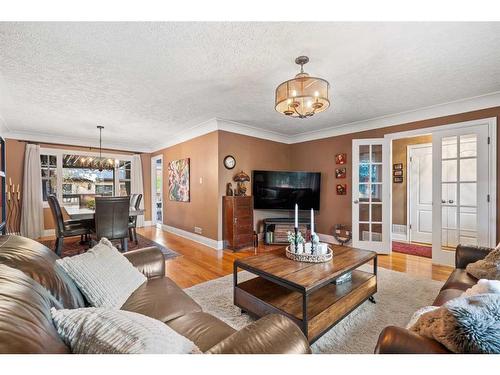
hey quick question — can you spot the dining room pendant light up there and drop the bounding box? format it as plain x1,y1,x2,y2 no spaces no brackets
275,56,330,118
97,125,104,172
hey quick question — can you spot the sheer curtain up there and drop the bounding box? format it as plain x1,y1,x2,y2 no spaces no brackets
131,154,145,227
20,144,44,238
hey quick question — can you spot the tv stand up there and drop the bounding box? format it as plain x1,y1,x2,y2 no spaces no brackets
263,217,311,245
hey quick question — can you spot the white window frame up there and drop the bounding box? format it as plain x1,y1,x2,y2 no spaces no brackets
40,147,134,208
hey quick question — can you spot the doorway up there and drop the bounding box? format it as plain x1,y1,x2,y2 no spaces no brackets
383,117,497,266
151,155,163,227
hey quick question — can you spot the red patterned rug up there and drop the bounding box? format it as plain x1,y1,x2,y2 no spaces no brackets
40,234,180,260
392,241,432,258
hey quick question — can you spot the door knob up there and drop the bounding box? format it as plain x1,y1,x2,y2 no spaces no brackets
448,200,454,204
353,200,359,204
441,200,446,204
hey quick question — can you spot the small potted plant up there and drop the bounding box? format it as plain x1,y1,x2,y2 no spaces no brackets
287,231,305,254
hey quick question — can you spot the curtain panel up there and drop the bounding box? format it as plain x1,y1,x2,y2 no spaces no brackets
131,154,145,227
20,144,44,238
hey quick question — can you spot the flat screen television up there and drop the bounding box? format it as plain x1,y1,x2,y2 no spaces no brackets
252,170,321,210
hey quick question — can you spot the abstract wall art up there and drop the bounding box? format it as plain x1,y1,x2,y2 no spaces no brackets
168,158,190,202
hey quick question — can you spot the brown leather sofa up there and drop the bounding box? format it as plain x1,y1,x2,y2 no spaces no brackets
0,235,311,354
374,244,493,354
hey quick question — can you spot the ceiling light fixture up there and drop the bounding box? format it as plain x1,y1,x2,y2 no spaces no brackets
275,56,330,119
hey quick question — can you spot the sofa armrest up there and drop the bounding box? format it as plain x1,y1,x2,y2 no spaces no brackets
206,314,311,354
374,326,450,354
455,244,492,269
123,247,165,279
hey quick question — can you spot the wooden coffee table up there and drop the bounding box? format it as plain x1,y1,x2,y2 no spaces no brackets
233,245,377,343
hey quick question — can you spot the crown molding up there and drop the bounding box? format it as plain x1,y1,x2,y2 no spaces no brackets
287,91,500,144
2,130,151,153
3,91,500,153
150,118,219,152
216,118,291,144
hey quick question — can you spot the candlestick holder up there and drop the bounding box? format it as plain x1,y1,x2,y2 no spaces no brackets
294,226,298,252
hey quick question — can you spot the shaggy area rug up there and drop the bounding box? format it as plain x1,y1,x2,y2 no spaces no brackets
185,265,443,354
40,234,180,260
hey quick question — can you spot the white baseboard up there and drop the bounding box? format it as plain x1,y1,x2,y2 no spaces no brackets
392,232,408,242
161,224,224,250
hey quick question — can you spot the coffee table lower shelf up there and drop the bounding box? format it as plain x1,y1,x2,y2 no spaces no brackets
234,270,377,343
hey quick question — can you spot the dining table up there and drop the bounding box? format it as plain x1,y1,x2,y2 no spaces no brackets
63,206,145,220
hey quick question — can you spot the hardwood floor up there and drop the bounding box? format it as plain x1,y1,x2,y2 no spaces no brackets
137,226,453,288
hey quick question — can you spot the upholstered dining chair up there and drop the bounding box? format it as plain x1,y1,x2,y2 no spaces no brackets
47,194,91,256
128,193,142,244
93,196,130,252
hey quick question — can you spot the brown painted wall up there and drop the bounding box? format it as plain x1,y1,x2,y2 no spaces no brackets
392,135,433,225
217,131,291,239
291,107,500,242
153,131,219,240
5,139,152,233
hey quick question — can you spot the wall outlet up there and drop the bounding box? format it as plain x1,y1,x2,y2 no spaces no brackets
194,226,202,234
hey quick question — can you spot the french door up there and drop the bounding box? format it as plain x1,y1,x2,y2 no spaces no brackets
432,124,490,265
352,139,390,253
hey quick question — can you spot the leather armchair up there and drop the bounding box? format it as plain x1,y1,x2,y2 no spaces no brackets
123,246,165,280
375,244,492,354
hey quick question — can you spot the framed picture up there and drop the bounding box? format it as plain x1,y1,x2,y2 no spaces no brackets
393,163,403,170
335,153,347,165
336,184,347,195
393,170,403,177
335,168,346,179
393,176,403,183
168,158,190,202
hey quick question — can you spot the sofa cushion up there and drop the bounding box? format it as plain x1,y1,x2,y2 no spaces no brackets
441,269,478,291
167,312,236,352
51,307,200,354
0,235,86,309
56,238,147,308
433,288,464,306
0,264,70,354
121,277,202,322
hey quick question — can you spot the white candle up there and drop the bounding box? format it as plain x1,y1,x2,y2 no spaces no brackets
294,204,298,228
310,208,314,234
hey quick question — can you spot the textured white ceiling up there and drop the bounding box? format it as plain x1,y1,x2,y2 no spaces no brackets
1,22,500,151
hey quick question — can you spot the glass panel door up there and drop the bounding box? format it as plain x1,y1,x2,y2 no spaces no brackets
432,124,490,265
352,139,390,253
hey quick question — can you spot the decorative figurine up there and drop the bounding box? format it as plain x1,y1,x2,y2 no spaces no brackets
226,182,234,196
233,171,250,196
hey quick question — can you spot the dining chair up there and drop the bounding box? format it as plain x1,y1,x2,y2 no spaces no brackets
128,193,142,244
93,196,130,252
47,194,91,256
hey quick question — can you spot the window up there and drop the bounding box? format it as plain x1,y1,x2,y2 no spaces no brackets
40,154,57,201
40,150,133,207
118,160,131,196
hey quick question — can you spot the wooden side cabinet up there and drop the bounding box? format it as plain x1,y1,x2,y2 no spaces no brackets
223,196,254,251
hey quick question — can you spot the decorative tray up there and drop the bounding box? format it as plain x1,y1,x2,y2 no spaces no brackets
285,245,333,263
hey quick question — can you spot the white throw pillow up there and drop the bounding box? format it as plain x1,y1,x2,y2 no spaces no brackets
462,279,500,297
56,238,147,308
51,307,201,354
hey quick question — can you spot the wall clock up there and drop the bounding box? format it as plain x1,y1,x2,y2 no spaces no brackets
223,155,236,169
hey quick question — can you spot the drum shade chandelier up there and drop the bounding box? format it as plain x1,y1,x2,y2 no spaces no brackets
275,56,330,118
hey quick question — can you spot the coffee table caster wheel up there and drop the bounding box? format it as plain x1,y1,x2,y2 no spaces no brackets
368,296,376,304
